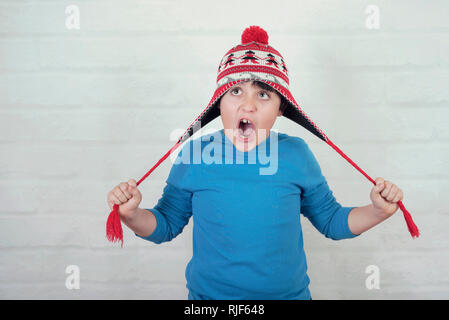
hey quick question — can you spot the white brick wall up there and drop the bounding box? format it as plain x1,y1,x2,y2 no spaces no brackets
0,0,448,299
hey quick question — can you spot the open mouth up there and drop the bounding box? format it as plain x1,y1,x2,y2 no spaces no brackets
236,117,256,142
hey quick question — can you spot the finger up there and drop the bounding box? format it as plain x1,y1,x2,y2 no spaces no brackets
392,190,403,203
119,183,132,199
381,181,393,198
113,188,128,203
374,181,385,193
382,187,392,200
109,194,121,207
128,184,139,196
108,198,119,210
128,179,137,187
386,185,398,201
107,197,113,210
375,177,385,186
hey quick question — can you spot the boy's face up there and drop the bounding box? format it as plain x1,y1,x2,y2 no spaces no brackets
219,80,282,152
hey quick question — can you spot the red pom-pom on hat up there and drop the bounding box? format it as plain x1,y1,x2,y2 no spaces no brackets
241,26,269,45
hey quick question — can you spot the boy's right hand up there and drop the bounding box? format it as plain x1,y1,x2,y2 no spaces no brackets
107,179,142,219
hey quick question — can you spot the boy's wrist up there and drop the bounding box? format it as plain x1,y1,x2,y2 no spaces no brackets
372,205,391,221
121,207,141,223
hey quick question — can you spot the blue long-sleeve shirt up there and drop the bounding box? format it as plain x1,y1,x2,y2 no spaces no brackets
136,129,359,300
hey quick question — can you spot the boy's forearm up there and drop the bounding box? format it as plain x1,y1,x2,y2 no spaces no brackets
348,204,389,236
122,207,157,238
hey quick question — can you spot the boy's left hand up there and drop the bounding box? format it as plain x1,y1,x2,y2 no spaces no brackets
370,177,404,218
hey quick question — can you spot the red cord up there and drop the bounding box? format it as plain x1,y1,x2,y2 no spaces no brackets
326,138,419,238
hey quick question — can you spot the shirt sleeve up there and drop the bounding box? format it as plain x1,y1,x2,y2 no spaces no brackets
297,138,359,240
136,142,194,244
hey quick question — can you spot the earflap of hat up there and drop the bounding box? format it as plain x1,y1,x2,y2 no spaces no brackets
179,101,220,144
176,80,243,145
263,80,329,143
281,100,327,142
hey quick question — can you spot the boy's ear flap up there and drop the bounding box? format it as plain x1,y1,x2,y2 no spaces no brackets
216,96,223,110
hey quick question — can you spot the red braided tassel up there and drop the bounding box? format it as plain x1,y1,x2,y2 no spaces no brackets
106,203,123,247
398,200,420,238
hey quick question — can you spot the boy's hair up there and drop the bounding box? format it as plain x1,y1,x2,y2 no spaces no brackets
217,80,289,114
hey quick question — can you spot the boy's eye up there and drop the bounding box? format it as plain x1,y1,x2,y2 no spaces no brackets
259,91,270,99
231,88,241,95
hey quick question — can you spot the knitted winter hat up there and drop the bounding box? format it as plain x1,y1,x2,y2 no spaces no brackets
106,26,419,247
176,25,326,144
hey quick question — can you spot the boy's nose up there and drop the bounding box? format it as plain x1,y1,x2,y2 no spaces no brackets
240,98,257,112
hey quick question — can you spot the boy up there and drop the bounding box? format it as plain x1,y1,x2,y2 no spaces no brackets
107,27,404,300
